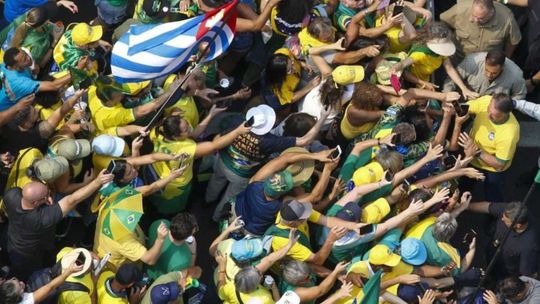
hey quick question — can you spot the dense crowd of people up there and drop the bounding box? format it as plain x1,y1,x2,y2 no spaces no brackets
0,0,539,303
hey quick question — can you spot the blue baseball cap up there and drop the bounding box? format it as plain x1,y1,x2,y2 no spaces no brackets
150,282,181,304
400,238,427,266
231,238,263,263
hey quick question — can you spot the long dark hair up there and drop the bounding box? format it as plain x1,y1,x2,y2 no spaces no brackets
160,115,183,140
264,53,289,88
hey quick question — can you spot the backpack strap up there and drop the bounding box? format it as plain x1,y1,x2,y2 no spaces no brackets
235,288,245,304
264,225,311,249
57,281,90,293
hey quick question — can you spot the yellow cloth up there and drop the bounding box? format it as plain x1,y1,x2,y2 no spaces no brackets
272,48,301,106
150,128,196,192
215,239,239,284
88,86,135,133
298,27,329,56
6,148,43,189
218,282,274,304
468,96,519,172
35,101,65,130
56,247,94,304
409,51,444,82
348,260,413,295
97,271,129,304
361,198,391,224
340,104,377,140
165,96,199,128
405,216,437,239
271,210,322,262
94,225,146,271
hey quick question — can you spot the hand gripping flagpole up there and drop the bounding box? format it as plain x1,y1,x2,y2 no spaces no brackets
143,0,238,133
464,156,540,304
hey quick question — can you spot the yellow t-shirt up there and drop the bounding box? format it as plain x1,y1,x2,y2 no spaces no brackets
6,148,43,189
340,104,377,140
150,128,196,189
94,225,146,271
35,101,65,130
409,52,444,82
88,86,136,133
218,282,274,304
270,210,322,262
165,96,199,129
272,48,301,106
468,96,520,172
375,16,411,53
55,247,94,304
97,271,129,304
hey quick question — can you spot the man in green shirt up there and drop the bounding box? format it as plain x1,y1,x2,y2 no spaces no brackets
146,213,200,280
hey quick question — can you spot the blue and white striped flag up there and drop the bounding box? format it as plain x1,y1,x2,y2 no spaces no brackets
111,0,237,83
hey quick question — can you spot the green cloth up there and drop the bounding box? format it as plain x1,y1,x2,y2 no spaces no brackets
420,226,460,277
360,269,383,304
141,271,184,304
409,44,438,57
58,30,94,71
278,274,316,304
146,220,194,280
21,23,53,63
150,182,192,215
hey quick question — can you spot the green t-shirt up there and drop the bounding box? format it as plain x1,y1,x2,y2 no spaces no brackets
141,271,183,304
146,220,194,280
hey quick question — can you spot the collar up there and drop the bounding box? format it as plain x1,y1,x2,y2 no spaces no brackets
105,279,127,298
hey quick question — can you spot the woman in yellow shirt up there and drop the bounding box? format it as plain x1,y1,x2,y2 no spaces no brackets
145,109,251,215
340,82,385,140
391,22,475,99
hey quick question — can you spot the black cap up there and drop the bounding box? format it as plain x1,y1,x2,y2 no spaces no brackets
115,263,143,285
335,201,362,222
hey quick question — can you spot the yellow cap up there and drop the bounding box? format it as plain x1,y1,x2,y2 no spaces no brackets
332,65,365,85
122,80,151,95
72,23,103,46
368,244,401,267
361,198,391,224
352,162,384,186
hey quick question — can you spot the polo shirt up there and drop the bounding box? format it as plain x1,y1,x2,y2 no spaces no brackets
468,96,520,172
0,64,40,110
97,271,129,304
444,52,526,100
440,0,521,55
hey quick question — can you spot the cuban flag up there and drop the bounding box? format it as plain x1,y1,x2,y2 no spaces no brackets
111,0,237,83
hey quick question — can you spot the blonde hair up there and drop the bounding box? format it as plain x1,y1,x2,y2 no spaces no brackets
375,150,403,174
10,8,48,48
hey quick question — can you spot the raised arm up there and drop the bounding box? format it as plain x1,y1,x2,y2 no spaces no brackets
296,108,331,146
194,122,251,158
58,170,112,216
295,262,348,302
256,229,298,273
251,150,331,183
0,94,34,127
236,0,281,32
46,89,86,132
32,261,82,303
140,222,169,265
136,167,187,197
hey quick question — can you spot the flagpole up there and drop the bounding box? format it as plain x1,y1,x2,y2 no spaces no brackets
143,0,239,132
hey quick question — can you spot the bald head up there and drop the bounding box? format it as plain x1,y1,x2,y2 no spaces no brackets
22,182,50,208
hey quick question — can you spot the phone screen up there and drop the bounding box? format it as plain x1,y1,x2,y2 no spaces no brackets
391,133,402,146
460,104,469,116
330,146,342,160
106,160,116,175
245,116,255,127
393,5,403,16
359,224,374,235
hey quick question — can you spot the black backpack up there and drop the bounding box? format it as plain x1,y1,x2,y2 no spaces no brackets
25,263,90,304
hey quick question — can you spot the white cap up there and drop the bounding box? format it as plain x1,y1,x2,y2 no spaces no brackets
91,134,126,157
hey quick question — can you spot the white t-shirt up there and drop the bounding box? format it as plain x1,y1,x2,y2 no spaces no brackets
297,83,354,130
20,293,34,304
